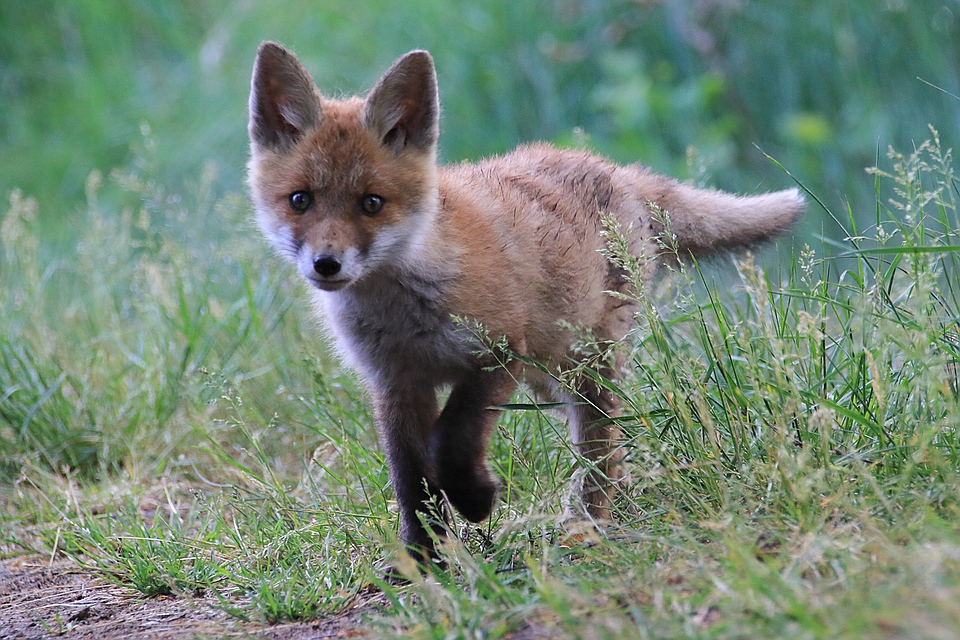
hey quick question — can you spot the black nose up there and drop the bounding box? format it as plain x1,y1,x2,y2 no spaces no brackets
313,255,342,277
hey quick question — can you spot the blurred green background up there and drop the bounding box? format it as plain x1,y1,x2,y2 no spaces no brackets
2,0,959,246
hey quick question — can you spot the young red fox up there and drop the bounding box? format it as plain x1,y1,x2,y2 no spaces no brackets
247,42,803,561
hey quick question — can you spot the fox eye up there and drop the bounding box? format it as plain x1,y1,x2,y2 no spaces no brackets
359,194,385,216
289,190,312,212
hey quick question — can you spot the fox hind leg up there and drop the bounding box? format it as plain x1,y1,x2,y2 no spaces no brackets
566,366,626,521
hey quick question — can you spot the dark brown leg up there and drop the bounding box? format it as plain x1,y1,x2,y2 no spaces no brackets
372,388,443,561
430,363,519,523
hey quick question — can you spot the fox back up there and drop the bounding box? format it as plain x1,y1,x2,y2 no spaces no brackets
247,42,803,562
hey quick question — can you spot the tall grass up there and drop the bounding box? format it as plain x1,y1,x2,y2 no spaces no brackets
2,129,960,636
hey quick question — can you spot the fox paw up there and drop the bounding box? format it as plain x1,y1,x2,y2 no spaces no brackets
440,469,497,523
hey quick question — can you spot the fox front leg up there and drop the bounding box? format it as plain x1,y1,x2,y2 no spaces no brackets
372,389,444,561
430,363,520,523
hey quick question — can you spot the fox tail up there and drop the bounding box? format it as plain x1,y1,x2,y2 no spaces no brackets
650,180,805,258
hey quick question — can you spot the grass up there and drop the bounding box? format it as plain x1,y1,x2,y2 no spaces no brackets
2,130,960,638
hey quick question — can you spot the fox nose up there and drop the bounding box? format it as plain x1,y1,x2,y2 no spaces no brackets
313,254,342,278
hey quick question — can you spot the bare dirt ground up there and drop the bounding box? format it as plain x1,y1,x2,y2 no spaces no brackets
0,557,373,640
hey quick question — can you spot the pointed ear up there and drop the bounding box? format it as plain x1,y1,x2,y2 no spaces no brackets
361,50,439,153
249,42,322,151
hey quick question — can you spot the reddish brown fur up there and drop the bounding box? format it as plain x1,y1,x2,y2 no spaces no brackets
247,42,804,562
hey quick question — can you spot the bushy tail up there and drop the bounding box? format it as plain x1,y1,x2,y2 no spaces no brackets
654,181,804,258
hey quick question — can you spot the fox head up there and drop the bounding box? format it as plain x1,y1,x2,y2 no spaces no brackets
247,43,440,291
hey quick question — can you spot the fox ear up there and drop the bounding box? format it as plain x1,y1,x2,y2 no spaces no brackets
249,42,322,151
361,50,439,153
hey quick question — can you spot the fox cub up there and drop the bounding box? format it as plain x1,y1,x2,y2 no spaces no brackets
247,42,803,561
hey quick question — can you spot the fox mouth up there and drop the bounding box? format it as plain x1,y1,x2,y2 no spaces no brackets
309,276,351,292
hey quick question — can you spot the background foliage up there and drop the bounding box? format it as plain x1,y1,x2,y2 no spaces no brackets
2,0,959,246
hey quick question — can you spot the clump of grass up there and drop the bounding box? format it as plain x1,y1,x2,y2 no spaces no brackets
0,336,99,478
0,161,299,482
65,502,226,598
